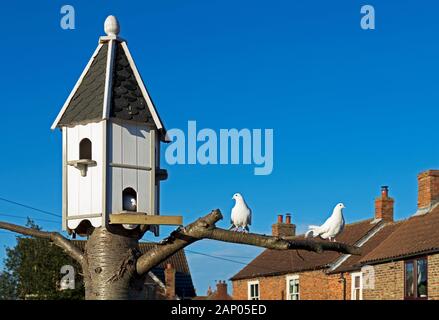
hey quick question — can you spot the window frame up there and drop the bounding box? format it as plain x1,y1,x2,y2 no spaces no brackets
247,280,260,300
404,257,428,300
286,275,300,300
350,272,363,300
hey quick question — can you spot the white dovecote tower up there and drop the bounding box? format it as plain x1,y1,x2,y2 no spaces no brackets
52,16,171,236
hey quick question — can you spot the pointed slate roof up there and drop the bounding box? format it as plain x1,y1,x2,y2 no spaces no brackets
111,43,152,122
57,44,108,125
52,16,167,140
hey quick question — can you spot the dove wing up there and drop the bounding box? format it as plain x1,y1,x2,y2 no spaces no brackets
247,207,252,225
231,205,237,224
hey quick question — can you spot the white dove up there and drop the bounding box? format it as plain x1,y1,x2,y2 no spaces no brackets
230,193,252,232
305,203,345,242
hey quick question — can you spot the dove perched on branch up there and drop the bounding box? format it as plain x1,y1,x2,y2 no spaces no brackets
305,203,345,242
230,193,252,232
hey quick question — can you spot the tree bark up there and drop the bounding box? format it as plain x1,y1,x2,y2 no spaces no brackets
83,228,146,300
0,221,84,265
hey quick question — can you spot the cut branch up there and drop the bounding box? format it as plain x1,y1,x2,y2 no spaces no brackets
136,209,360,275
0,221,85,265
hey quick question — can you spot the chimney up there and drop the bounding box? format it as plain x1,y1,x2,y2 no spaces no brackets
417,170,439,210
164,263,176,299
375,186,394,222
272,213,296,237
216,281,228,299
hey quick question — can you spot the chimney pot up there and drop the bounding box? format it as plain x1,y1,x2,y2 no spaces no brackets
272,213,296,237
417,170,439,210
381,186,389,198
164,263,176,299
277,214,283,223
375,186,394,222
216,280,228,299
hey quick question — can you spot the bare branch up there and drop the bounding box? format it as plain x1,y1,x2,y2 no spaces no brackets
0,221,85,265
136,209,360,275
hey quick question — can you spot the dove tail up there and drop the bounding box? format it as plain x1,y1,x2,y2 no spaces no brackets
305,226,320,238
305,230,314,238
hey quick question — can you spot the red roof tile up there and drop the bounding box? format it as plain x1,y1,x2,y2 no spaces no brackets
231,219,378,280
361,206,439,264
331,221,402,273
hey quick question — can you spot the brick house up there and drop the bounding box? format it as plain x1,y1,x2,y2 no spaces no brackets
231,170,439,300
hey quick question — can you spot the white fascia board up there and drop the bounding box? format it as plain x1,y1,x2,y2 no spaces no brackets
120,41,165,131
51,43,104,130
328,222,387,272
102,40,116,120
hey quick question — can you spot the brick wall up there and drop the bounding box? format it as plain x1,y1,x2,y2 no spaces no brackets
232,253,439,300
362,261,404,300
232,270,353,300
232,276,286,300
428,254,439,299
418,170,439,209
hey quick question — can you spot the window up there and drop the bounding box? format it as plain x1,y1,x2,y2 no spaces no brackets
79,138,92,160
248,281,259,300
351,272,363,300
286,275,299,300
405,257,428,300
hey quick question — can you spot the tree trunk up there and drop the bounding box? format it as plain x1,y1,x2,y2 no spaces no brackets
83,228,146,300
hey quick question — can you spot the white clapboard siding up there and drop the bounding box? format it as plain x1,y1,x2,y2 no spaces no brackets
108,121,154,214
66,122,104,229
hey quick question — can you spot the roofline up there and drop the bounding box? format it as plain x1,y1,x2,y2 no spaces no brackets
360,248,439,265
230,264,330,281
327,220,386,273
147,271,166,290
51,38,169,142
102,39,116,120
51,43,104,130
120,41,168,139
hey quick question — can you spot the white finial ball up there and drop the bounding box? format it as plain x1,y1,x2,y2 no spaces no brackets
104,15,120,36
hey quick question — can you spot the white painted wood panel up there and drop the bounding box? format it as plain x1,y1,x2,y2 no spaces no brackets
122,167,137,197
78,123,92,214
109,167,123,213
137,170,150,213
65,122,104,230
110,121,122,164
122,124,137,166
137,126,150,168
108,121,155,215
67,127,79,217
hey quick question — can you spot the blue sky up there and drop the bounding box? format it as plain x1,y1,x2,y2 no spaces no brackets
1,0,439,295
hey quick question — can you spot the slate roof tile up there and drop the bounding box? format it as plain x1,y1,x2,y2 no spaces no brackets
360,206,439,264
58,44,108,126
55,41,158,128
